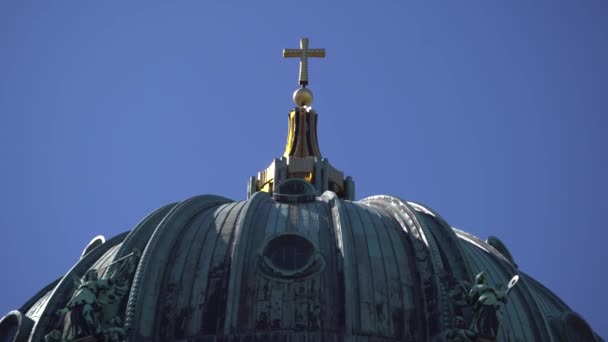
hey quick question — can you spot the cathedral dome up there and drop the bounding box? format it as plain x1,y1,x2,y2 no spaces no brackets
1,38,602,342
4,192,601,341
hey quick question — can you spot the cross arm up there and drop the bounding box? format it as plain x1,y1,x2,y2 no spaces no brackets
283,49,326,58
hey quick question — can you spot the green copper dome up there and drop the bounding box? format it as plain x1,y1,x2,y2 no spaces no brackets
1,191,602,341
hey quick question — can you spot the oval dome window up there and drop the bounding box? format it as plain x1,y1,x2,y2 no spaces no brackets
259,233,324,279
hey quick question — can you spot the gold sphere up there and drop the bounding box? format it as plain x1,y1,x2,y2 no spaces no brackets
293,87,313,107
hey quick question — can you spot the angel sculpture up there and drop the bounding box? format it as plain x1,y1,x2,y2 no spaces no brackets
64,269,108,337
467,272,518,339
52,250,139,341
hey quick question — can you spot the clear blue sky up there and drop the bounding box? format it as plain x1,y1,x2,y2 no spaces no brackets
1,1,606,337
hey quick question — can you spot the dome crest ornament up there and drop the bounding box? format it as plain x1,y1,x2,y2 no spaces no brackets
283,37,325,87
248,38,354,200
283,37,325,107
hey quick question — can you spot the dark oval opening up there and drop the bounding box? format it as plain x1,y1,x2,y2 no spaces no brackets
263,234,315,272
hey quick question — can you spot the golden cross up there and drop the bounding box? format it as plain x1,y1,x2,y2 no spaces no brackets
283,38,325,86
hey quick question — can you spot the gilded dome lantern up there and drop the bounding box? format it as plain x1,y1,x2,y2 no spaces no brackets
250,37,355,201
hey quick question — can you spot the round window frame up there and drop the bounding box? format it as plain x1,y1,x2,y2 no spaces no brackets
273,179,317,203
258,233,324,280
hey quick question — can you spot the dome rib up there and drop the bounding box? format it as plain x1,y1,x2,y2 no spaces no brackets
343,201,378,335
407,201,474,281
366,204,415,338
223,191,273,334
155,201,226,338
128,194,233,339
109,202,178,276
315,198,343,329
189,201,246,335
155,200,246,339
321,191,359,335
360,203,404,337
360,195,439,338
